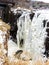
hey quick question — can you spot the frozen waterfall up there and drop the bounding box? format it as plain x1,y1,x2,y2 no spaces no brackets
9,8,49,62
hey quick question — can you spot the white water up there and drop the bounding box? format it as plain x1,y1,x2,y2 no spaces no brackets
8,9,49,62
17,9,49,61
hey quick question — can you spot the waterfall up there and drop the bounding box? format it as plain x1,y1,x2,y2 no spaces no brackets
31,10,47,61
11,8,49,61
17,12,32,50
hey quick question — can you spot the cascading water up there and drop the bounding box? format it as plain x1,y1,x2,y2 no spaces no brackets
17,12,32,50
9,8,49,62
17,9,49,60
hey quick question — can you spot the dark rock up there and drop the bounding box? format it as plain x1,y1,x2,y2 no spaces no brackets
47,22,49,27
44,37,49,57
30,13,35,20
43,20,47,27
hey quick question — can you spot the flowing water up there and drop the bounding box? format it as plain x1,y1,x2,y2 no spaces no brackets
8,8,49,62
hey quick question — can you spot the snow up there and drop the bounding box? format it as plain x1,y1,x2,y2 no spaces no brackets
8,39,19,57
0,30,7,44
31,0,49,3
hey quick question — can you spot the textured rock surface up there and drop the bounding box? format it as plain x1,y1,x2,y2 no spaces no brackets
0,0,49,9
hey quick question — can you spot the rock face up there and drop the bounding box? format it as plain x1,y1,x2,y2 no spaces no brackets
0,19,10,64
12,0,49,9
0,0,49,9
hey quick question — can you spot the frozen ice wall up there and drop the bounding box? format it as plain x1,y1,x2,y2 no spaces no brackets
9,8,49,62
